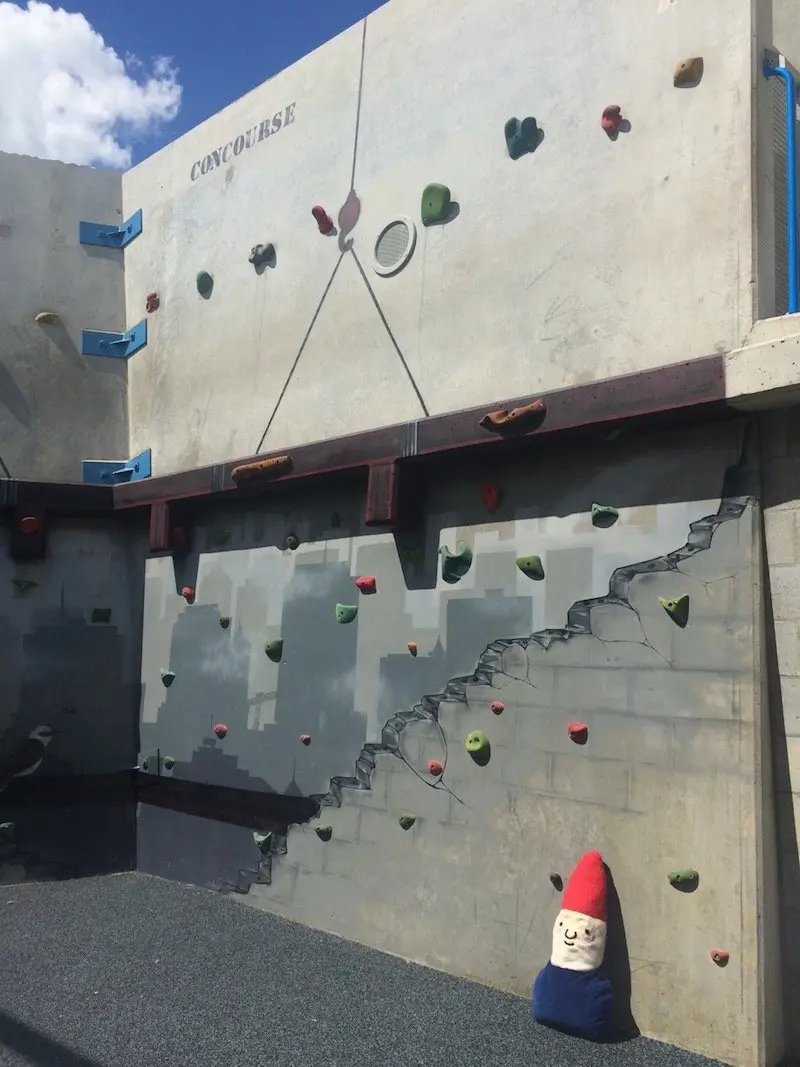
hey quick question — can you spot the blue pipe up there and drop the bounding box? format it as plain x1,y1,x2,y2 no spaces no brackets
765,60,800,314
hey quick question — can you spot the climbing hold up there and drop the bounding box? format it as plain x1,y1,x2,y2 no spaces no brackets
160,670,175,688
141,759,149,772
568,722,589,745
264,639,283,663
591,503,619,529
330,512,341,528
421,183,452,226
504,116,540,160
674,57,704,88
91,607,111,623
480,397,546,434
314,824,333,841
299,734,311,746
427,759,444,777
249,243,274,268
284,533,299,551
491,700,505,715
516,555,545,581
710,949,729,967
213,723,228,739
196,271,214,298
480,482,502,513
312,206,334,234
62,705,76,715
659,594,690,628
549,872,563,891
667,869,699,890
335,603,358,624
465,730,491,765
19,516,38,534
34,310,58,324
601,105,623,135
253,831,272,853
231,455,292,484
11,578,37,593
439,542,473,584
407,641,418,656
162,756,176,770
355,576,377,595
212,528,231,546
399,814,416,831
219,616,231,629
145,292,160,313
0,822,15,841
181,586,195,604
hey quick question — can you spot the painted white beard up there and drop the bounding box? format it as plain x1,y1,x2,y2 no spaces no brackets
549,908,607,971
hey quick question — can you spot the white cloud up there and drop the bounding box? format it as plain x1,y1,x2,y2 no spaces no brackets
0,1,181,168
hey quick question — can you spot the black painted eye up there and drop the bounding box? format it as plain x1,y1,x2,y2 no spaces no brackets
584,929,591,938
558,921,563,927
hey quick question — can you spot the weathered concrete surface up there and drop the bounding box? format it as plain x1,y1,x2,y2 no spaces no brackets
122,0,756,474
0,153,128,480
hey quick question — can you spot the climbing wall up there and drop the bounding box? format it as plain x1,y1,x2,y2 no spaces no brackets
0,519,144,883
136,415,766,1064
122,0,755,476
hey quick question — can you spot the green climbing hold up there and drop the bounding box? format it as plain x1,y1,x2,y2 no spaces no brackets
398,814,416,831
253,831,273,854
264,639,283,662
220,616,231,629
504,116,540,160
465,729,491,766
196,271,214,298
659,594,690,628
439,542,473,584
212,528,231,546
668,868,699,890
591,503,619,529
160,670,176,688
162,756,176,770
91,607,112,624
314,824,333,842
335,603,358,624
421,183,451,226
516,555,545,581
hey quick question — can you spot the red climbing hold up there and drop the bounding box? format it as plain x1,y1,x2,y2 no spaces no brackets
20,516,39,534
601,105,623,135
181,586,195,604
145,292,160,313
299,734,311,745
568,721,589,744
213,723,228,739
407,641,418,656
427,759,444,777
312,206,334,235
710,949,730,967
491,700,505,715
480,483,501,513
356,576,377,594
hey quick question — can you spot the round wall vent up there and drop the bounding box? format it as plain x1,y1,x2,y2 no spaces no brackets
373,216,417,277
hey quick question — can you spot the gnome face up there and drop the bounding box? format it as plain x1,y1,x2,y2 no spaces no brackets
550,907,607,971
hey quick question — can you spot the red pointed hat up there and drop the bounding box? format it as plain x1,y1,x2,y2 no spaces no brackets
561,850,607,922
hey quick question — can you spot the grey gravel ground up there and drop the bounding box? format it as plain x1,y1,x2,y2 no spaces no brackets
0,873,724,1067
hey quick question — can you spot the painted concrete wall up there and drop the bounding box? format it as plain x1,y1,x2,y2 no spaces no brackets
122,0,756,476
136,417,775,1064
0,519,144,883
0,153,129,481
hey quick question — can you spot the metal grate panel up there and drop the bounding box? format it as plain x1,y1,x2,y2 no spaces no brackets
375,220,411,270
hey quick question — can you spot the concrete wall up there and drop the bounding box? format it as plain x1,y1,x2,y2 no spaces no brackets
122,0,756,476
0,519,144,883
136,417,777,1064
0,153,129,481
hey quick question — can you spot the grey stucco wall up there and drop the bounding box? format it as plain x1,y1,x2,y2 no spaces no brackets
122,0,756,475
136,417,773,1065
0,153,129,480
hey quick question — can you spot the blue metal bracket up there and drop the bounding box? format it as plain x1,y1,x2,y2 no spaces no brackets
82,448,152,486
79,208,142,249
82,319,147,359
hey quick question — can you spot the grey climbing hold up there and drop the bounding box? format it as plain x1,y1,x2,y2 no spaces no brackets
249,243,274,268
591,503,619,529
314,824,333,842
196,271,214,298
398,814,416,831
220,616,231,629
264,639,283,663
659,594,690,628
253,831,273,854
285,533,299,551
549,872,563,891
516,555,545,581
335,603,358,624
439,542,473,584
160,670,176,688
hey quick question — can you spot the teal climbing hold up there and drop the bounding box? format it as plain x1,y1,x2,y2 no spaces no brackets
516,555,545,581
196,271,214,298
314,824,333,842
264,639,283,662
253,831,273,854
439,542,473,584
659,594,690,628
504,117,540,160
160,669,176,688
591,503,619,529
421,183,451,226
335,603,358,624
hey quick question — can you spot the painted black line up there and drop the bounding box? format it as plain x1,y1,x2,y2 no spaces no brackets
0,454,11,479
349,18,368,192
254,252,346,454
351,247,430,416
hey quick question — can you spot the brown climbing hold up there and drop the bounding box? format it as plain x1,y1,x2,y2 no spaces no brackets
479,397,546,434
427,759,444,777
710,949,730,967
549,872,563,891
299,734,311,746
312,206,334,234
674,57,704,88
145,292,160,313
568,721,589,744
355,576,377,594
181,586,195,604
213,723,228,739
601,105,623,135
407,641,418,656
480,482,502,513
491,701,505,715
19,516,39,534
230,455,293,484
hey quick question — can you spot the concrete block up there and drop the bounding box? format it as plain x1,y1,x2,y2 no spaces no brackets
550,754,630,809
627,669,735,720
342,765,390,809
358,806,397,845
760,411,789,459
257,859,298,906
586,713,673,766
554,667,628,712
323,837,375,879
764,506,800,566
491,743,551,791
775,621,800,678
322,802,361,841
672,718,741,773
769,565,800,621
388,764,451,822
668,619,752,674
284,826,327,873
290,867,366,927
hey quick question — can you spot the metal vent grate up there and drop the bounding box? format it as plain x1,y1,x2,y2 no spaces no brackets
773,75,789,316
375,220,411,269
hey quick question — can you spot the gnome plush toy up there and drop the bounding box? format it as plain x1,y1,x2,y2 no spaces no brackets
532,850,615,1040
